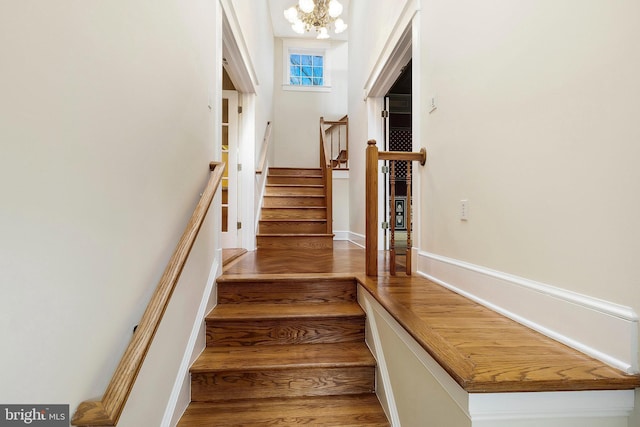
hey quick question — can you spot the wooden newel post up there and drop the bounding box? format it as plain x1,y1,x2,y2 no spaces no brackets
366,140,378,276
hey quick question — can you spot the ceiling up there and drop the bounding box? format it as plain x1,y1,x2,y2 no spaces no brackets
268,0,350,41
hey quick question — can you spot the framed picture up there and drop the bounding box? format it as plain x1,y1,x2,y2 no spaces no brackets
394,197,406,230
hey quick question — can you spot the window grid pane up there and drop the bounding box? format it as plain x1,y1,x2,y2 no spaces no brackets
290,53,325,87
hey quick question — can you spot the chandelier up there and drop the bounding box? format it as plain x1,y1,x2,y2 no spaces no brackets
284,0,347,39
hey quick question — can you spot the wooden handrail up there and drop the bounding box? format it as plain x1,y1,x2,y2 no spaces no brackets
366,140,427,276
323,114,348,131
379,148,426,164
71,162,225,426
255,121,273,174
324,119,347,129
320,118,331,168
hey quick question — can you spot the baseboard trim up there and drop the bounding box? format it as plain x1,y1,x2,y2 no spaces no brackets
333,230,350,241
417,251,638,373
468,390,635,421
348,232,365,248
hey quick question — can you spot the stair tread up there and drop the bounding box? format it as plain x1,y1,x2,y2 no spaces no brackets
269,169,322,175
269,167,322,171
259,218,327,222
208,302,364,320
192,342,375,372
262,206,327,209
179,395,389,427
256,233,334,237
216,273,355,283
264,194,325,198
269,173,322,177
266,184,324,187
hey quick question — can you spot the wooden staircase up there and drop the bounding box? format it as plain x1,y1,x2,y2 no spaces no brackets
178,275,389,426
257,167,334,249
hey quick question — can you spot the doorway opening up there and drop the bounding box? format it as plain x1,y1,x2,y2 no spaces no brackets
384,60,412,272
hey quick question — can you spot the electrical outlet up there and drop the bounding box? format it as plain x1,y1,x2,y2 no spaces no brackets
460,199,469,221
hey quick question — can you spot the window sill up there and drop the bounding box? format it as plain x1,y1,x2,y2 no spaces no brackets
282,84,332,93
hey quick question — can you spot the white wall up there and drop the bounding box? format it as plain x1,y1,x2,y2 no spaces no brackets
273,39,348,168
332,171,351,238
0,0,220,419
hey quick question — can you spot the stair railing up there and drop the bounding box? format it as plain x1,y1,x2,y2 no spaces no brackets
322,115,349,170
365,140,426,276
71,162,225,426
255,121,273,175
319,116,348,235
255,121,273,235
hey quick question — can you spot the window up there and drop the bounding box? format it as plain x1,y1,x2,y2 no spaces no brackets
282,40,331,92
289,53,324,86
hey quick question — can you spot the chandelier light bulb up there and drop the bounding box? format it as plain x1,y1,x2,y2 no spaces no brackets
292,20,306,34
284,6,298,23
328,0,343,18
317,27,329,39
298,0,315,14
334,18,347,33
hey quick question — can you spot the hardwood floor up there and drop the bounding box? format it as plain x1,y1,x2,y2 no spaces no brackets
224,241,366,274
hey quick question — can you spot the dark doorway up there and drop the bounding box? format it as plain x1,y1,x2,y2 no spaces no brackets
385,60,412,271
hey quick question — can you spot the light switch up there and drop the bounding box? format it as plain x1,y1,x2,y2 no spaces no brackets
460,199,469,221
